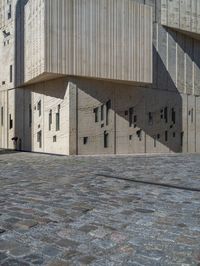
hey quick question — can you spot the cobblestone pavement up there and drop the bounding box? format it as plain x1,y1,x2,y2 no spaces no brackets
0,151,200,266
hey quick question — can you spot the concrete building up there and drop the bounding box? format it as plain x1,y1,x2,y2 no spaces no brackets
0,0,200,155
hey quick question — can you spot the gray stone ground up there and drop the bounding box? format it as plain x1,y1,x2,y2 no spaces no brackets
0,151,200,266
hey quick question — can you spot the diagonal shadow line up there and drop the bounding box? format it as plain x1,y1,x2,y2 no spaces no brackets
97,174,200,192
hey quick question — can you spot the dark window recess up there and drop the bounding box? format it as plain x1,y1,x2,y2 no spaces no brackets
136,129,142,141
2,81,5,85
37,130,42,148
56,105,60,131
101,105,104,121
49,109,52,131
181,132,184,147
190,108,194,123
164,107,168,123
165,131,168,142
8,4,11,19
160,109,164,119
148,112,153,125
171,108,176,124
94,107,99,123
173,132,176,138
10,65,12,83
1,107,3,126
133,115,137,123
125,110,128,116
129,107,134,127
53,135,57,142
129,135,132,140
37,100,41,116
83,137,88,145
154,136,156,148
104,131,109,148
9,114,13,129
157,134,160,139
106,100,111,125
29,104,32,127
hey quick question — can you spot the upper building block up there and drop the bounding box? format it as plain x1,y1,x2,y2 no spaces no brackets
23,0,152,85
161,0,200,38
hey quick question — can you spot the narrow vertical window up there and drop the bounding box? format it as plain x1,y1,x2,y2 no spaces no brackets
10,65,12,83
129,107,133,127
148,112,153,125
83,137,88,145
104,131,109,148
165,131,168,142
1,107,3,126
171,108,176,124
29,104,32,127
9,114,13,129
49,109,52,131
181,132,184,147
37,130,42,148
37,100,41,117
101,105,104,121
56,105,60,131
106,100,111,126
164,107,168,123
8,4,11,19
93,107,99,123
154,136,156,147
191,108,194,123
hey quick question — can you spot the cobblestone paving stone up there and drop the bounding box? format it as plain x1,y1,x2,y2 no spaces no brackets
0,151,199,265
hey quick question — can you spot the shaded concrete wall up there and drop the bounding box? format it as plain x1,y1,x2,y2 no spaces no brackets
68,77,200,155
22,78,70,155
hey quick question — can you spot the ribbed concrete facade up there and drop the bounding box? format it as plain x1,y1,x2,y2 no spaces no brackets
0,0,200,155
24,0,152,84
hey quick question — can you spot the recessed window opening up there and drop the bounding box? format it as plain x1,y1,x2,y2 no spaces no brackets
101,105,104,121
29,104,32,127
94,107,99,123
83,137,88,145
165,130,168,142
1,107,3,126
49,109,52,131
148,112,153,125
129,107,134,127
106,100,111,125
181,132,184,147
172,108,176,124
164,107,168,123
37,130,42,148
160,109,163,119
9,114,13,129
129,135,132,140
37,100,41,117
10,65,12,83
154,136,156,147
104,131,109,148
190,108,194,123
53,135,57,142
173,132,176,138
136,129,142,141
56,105,60,131
8,4,11,19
